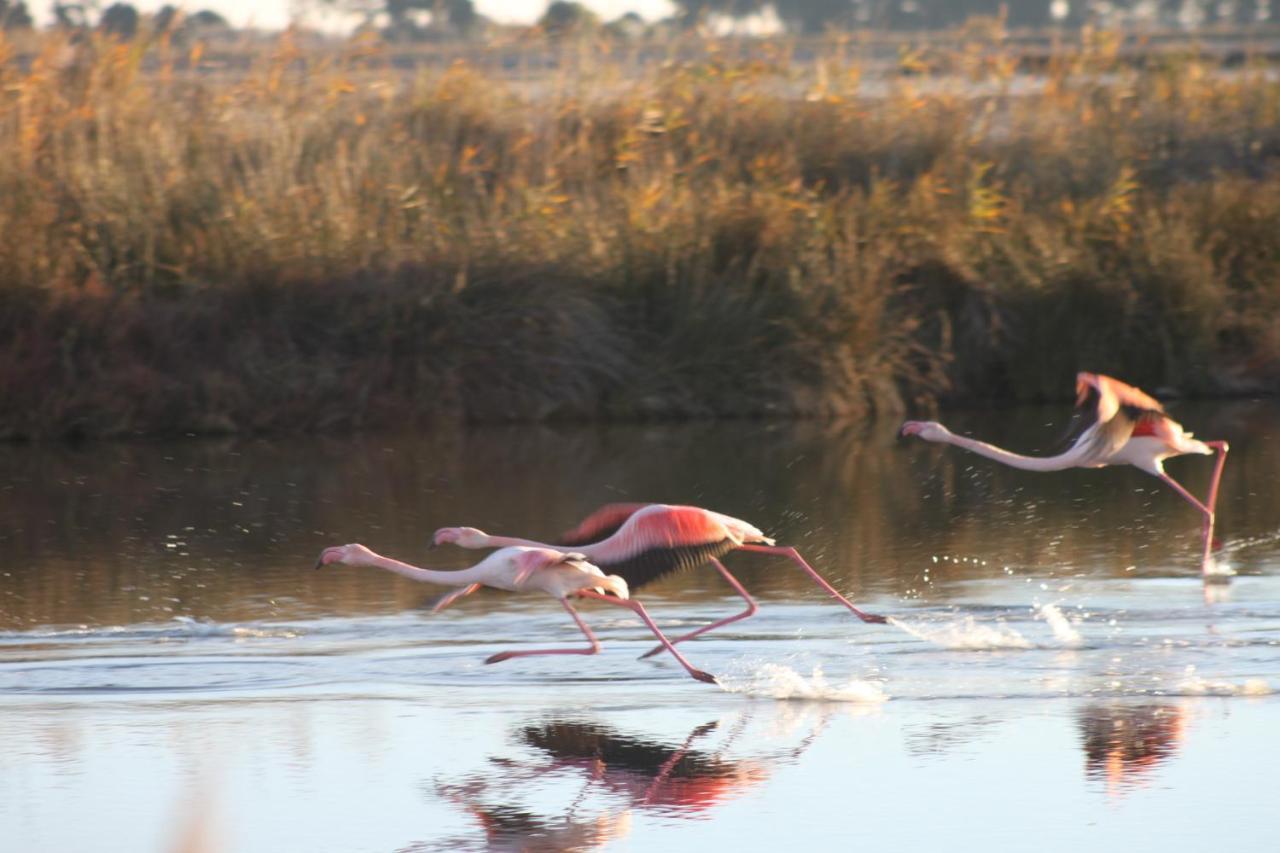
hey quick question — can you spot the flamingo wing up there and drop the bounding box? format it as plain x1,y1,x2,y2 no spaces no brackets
511,549,594,585
557,502,651,547
1060,372,1167,463
588,505,740,590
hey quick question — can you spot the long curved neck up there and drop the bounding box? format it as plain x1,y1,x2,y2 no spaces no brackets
936,430,1082,472
477,533,612,561
356,550,488,586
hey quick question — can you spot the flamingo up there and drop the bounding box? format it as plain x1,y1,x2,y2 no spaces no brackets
430,503,887,660
314,543,715,683
899,371,1229,575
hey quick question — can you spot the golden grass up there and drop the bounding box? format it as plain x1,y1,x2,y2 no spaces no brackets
1,28,1278,437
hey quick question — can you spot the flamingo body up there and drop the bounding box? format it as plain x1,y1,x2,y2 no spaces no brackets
313,543,715,682
435,504,773,590
559,504,774,589
316,543,626,599
900,371,1229,575
431,503,886,658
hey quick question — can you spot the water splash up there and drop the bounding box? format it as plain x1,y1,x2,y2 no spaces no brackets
0,617,302,644
718,663,887,703
888,616,1032,650
1035,604,1083,647
1203,556,1236,580
1176,666,1272,697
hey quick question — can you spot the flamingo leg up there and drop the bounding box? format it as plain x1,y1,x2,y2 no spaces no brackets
428,582,482,613
575,590,716,684
484,598,601,665
640,720,718,806
1159,440,1229,575
638,558,759,660
739,544,887,623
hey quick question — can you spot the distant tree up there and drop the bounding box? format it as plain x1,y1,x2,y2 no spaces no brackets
0,0,33,30
605,10,646,38
187,9,230,29
99,2,140,38
443,0,477,31
672,0,768,28
539,0,600,36
774,0,855,32
152,3,181,34
52,2,91,29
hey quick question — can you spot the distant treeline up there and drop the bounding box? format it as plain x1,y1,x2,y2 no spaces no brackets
4,1,1280,43
682,0,1280,32
0,32,1278,438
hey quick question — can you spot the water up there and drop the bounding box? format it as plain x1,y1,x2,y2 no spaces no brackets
2,400,1279,851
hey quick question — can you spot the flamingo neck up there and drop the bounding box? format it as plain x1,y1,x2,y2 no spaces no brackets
356,550,486,586
935,430,1082,472
475,533,557,551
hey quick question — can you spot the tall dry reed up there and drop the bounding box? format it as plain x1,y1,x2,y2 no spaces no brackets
1,29,1278,437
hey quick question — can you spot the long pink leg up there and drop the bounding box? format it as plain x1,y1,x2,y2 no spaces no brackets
484,598,601,665
739,544,887,623
428,583,481,613
1159,440,1230,575
638,558,759,660
575,590,717,684
640,721,718,806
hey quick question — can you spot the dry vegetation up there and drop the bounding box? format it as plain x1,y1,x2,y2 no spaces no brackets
1,28,1279,438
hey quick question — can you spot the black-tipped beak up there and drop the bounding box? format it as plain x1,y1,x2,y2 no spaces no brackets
427,540,438,551
314,557,324,570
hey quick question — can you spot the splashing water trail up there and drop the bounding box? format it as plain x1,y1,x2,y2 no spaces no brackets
1203,555,1236,580
1177,666,1273,697
888,616,1032,650
718,663,888,703
1035,604,1083,647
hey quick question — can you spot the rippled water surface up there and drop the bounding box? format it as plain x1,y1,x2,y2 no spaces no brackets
2,401,1279,851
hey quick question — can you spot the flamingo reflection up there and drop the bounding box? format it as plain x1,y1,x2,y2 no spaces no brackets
1078,703,1186,795
428,710,828,850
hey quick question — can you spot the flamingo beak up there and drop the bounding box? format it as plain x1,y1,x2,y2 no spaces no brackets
313,556,324,570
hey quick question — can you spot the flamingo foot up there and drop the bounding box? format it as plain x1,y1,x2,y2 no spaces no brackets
484,651,515,664
859,612,889,624
634,642,716,680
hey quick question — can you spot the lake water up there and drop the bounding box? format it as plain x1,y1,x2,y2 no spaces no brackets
2,400,1278,851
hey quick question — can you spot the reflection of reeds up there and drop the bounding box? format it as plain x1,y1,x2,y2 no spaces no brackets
3,400,1274,628
1,31,1278,437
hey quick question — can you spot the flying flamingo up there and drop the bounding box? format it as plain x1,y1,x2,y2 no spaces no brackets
314,543,715,682
430,503,887,660
899,371,1229,576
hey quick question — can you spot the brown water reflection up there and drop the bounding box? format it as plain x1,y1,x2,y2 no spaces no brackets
1,399,1277,630
1079,704,1187,795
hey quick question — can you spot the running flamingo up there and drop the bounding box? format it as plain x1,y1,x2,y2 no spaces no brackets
431,504,887,660
314,543,715,682
899,372,1229,575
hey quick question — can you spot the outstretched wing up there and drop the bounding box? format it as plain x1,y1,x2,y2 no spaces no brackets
557,502,651,547
1060,372,1167,463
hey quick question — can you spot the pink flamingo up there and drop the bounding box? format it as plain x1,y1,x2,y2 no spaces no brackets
314,543,715,682
431,503,887,660
900,372,1229,575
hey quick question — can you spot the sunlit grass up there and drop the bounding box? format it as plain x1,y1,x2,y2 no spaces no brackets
1,28,1278,437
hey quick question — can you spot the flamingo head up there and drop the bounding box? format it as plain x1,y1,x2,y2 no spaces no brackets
899,420,951,442
430,526,490,549
314,543,375,570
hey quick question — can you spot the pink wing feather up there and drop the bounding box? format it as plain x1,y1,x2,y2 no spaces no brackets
557,503,651,547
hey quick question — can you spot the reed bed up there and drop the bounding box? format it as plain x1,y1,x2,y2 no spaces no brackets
1,28,1278,438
